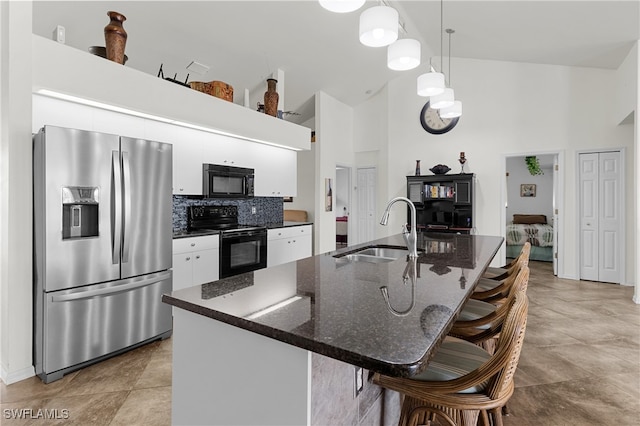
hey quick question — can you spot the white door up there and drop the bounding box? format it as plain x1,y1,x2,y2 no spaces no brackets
598,152,622,283
356,167,376,244
579,152,622,283
552,156,559,276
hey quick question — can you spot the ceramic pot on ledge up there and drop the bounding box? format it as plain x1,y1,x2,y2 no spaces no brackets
264,78,279,117
104,11,127,65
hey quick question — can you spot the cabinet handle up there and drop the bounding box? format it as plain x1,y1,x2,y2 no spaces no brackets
185,257,191,261
293,240,296,243
190,243,196,247
195,255,200,259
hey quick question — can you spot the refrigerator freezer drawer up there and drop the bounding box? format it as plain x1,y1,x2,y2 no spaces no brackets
37,271,172,380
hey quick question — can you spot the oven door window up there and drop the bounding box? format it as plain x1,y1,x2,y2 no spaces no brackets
230,240,261,268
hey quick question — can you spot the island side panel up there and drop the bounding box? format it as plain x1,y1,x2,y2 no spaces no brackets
172,308,311,425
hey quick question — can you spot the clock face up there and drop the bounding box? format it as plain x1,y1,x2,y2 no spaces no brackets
420,101,459,135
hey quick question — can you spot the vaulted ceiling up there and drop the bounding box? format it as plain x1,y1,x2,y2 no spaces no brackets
32,1,639,121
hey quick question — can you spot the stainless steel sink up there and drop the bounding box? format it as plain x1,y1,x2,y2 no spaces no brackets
334,245,409,264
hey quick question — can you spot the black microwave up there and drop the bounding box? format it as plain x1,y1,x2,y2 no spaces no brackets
203,164,255,198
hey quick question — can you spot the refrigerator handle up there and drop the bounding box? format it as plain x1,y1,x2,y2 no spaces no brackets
51,271,172,302
122,151,132,263
112,151,122,264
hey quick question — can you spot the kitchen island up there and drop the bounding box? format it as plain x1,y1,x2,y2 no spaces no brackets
163,232,503,425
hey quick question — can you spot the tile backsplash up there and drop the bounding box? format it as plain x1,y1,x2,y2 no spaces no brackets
173,196,284,231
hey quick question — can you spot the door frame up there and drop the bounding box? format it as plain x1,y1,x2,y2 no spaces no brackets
576,148,626,284
501,150,565,277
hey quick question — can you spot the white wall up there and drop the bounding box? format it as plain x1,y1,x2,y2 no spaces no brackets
506,156,554,223
354,56,635,282
353,86,389,241
314,91,354,254
615,44,638,125
0,1,35,385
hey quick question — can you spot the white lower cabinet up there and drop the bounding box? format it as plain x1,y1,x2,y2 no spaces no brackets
267,225,312,267
172,235,220,291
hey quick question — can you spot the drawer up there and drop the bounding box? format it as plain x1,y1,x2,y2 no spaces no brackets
268,225,311,241
173,235,220,254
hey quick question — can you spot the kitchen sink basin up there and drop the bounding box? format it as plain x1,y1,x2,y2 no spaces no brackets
334,245,409,264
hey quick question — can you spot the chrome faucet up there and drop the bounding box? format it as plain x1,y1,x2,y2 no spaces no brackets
380,196,418,259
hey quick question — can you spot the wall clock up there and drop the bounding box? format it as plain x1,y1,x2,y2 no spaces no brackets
420,101,459,135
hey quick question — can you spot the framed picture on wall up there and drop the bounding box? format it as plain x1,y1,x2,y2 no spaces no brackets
520,184,536,197
325,178,333,211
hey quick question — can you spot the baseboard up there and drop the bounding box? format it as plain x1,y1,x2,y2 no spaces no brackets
0,364,36,385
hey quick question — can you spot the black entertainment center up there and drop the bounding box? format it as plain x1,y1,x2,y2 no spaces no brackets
406,173,475,234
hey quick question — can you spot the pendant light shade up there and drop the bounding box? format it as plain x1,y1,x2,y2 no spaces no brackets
319,0,365,13
417,72,445,96
359,6,399,47
430,88,455,109
439,100,462,118
388,39,421,70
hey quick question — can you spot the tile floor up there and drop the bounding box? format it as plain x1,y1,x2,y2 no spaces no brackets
1,261,638,425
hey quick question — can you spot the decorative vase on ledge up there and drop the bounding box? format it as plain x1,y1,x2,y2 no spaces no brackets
104,11,127,65
264,78,279,117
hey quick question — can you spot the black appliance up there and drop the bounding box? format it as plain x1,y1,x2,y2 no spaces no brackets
187,205,267,278
203,164,254,198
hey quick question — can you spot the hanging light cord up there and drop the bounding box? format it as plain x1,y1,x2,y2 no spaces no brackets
440,0,444,79
448,29,453,86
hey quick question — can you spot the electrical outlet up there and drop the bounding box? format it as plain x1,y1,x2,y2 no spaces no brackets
354,367,364,397
251,206,257,214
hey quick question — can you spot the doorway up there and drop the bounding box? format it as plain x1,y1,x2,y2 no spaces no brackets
578,150,624,284
502,152,563,276
335,165,351,247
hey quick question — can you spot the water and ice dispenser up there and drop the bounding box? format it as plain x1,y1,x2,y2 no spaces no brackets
62,187,99,239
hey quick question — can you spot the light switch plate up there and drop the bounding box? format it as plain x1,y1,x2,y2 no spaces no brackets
53,25,65,44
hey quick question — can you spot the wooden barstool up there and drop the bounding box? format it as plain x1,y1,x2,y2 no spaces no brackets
451,266,529,355
374,292,529,426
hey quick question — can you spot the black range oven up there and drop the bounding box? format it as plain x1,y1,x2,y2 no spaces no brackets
187,205,267,278
219,227,267,278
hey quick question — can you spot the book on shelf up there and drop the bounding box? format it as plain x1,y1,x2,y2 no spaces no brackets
424,184,454,199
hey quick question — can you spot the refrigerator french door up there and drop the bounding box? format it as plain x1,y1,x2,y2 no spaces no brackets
33,125,173,383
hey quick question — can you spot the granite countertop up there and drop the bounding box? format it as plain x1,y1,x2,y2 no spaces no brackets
163,232,503,378
172,221,312,239
266,221,313,229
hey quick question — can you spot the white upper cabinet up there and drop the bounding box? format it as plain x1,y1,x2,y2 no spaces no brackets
253,143,297,197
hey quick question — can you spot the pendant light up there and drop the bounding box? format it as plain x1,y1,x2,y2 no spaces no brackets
319,0,365,13
359,5,399,47
430,87,455,109
437,29,462,117
417,0,445,97
439,101,462,118
417,66,445,96
388,38,421,70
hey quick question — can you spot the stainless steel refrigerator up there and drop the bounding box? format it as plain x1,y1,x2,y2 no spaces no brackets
33,125,173,383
